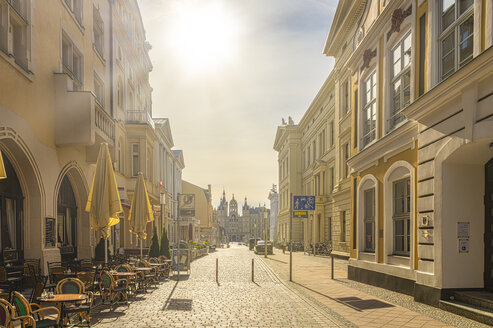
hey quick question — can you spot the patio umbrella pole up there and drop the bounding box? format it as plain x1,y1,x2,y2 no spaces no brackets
105,238,108,264
140,239,143,259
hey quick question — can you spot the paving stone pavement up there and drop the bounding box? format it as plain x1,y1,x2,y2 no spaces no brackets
260,251,489,328
91,245,342,328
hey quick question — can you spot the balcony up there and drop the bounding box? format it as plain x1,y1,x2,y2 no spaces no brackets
54,73,115,161
126,110,155,129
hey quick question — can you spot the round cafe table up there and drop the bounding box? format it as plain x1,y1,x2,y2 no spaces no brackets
39,293,87,326
133,267,153,272
110,271,137,277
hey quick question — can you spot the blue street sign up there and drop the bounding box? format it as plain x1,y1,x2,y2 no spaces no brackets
293,196,315,211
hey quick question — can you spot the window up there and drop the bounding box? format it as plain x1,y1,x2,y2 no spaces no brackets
93,6,104,58
62,34,83,90
132,143,139,177
330,167,334,192
341,79,350,116
390,32,411,129
341,211,346,242
93,73,104,106
322,129,326,153
343,143,349,178
312,140,316,162
64,0,83,26
418,14,426,96
354,90,358,148
393,178,411,255
330,121,334,146
364,189,375,252
0,0,31,71
117,79,123,107
362,71,377,147
326,217,332,241
440,0,474,80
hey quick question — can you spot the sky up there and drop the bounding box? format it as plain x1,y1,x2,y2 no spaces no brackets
138,0,337,210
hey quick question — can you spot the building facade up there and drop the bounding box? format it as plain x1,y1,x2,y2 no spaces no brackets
215,191,269,243
268,185,278,243
324,0,493,306
273,29,353,257
0,0,184,271
182,181,217,245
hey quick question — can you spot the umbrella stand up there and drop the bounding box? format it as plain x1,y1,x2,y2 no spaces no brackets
105,238,108,264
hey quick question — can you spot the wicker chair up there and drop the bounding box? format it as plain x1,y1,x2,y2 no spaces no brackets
11,291,60,328
56,278,93,325
77,271,96,293
99,271,128,306
0,298,36,328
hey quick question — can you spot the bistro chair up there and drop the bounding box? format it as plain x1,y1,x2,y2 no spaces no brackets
113,265,137,296
134,261,157,290
47,262,65,285
11,291,60,328
56,278,93,325
79,259,93,272
77,271,96,293
27,266,47,304
0,298,36,328
99,271,128,306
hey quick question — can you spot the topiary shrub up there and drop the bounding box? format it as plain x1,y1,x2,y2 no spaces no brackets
148,226,160,258
160,227,171,259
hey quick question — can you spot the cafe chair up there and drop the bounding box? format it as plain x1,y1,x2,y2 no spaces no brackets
99,271,128,307
0,298,37,328
11,291,60,328
56,278,93,326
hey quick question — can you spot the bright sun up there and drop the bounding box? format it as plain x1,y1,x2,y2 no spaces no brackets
167,2,241,75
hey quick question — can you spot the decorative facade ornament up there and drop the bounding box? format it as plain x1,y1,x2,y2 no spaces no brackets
360,48,377,71
387,7,412,40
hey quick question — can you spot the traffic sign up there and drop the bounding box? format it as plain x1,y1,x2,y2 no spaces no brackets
293,196,315,211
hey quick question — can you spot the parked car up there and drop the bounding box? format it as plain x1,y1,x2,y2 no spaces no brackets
254,240,273,255
249,238,260,251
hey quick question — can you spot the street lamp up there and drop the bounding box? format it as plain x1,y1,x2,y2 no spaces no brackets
264,209,268,258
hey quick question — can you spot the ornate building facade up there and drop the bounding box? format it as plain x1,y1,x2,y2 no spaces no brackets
215,191,269,243
324,0,493,311
0,0,184,271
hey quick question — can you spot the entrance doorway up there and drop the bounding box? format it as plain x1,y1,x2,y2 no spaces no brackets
57,176,77,262
485,158,493,290
0,155,23,263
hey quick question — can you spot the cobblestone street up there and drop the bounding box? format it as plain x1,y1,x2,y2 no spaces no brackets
92,245,341,327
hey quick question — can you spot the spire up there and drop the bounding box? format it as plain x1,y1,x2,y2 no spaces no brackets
232,193,235,200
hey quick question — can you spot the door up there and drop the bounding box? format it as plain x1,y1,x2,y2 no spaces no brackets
485,158,493,290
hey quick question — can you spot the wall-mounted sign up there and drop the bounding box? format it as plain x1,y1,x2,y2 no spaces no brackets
293,196,315,211
293,211,308,218
459,239,469,253
457,221,470,238
45,217,56,248
179,194,195,217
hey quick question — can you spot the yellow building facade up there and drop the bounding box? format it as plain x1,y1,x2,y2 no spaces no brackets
0,0,184,271
325,0,493,308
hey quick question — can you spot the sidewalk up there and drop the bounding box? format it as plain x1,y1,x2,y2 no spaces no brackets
259,251,487,328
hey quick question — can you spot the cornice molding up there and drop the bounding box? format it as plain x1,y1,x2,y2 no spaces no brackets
403,46,493,122
348,120,418,174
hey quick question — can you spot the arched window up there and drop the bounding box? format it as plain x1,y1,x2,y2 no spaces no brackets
357,174,378,260
384,161,415,265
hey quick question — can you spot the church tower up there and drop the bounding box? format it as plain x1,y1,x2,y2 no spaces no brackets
229,194,238,218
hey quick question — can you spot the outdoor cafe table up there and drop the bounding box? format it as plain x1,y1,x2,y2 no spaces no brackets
39,293,87,326
110,272,137,278
133,267,153,272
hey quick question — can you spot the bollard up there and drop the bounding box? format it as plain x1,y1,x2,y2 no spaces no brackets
252,258,254,282
331,254,334,279
216,258,218,283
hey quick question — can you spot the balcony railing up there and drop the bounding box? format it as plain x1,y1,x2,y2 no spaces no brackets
95,103,115,141
126,110,155,129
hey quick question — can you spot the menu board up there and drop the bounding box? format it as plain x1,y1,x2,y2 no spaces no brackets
45,217,56,248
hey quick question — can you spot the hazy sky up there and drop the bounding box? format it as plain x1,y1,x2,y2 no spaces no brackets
138,0,336,209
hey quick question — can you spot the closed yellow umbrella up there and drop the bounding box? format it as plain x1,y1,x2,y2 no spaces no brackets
85,143,122,263
128,172,154,258
0,151,6,179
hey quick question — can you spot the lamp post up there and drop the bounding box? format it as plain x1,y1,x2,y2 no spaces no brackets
160,192,165,233
264,209,268,258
